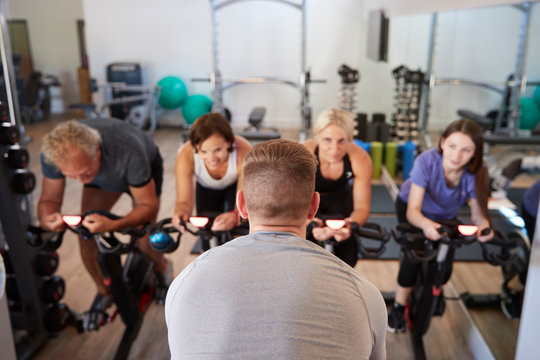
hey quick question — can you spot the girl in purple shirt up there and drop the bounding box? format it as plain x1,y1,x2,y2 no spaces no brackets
388,118,493,333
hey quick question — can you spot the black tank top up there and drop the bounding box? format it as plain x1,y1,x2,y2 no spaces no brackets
315,146,354,193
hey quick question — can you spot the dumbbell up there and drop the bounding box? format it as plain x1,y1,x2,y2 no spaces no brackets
11,169,36,194
354,113,367,141
43,302,70,333
34,251,59,276
3,145,29,169
0,122,19,145
40,275,65,303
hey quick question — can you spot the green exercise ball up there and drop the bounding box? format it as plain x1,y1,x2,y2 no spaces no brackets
533,85,540,107
157,76,188,109
520,97,540,130
182,94,213,124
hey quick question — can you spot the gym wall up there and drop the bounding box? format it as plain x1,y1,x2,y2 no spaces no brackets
7,0,538,131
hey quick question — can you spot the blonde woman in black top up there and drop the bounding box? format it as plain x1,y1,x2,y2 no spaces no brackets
304,108,372,267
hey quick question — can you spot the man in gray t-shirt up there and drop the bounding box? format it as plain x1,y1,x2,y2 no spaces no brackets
165,139,387,359
38,118,170,327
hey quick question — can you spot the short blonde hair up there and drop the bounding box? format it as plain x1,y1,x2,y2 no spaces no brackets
42,120,102,165
242,139,317,222
313,108,355,141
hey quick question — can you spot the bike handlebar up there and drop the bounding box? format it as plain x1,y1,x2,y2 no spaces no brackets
392,223,437,262
393,220,519,266
149,215,249,253
480,231,518,266
63,210,148,255
351,222,390,259
309,218,390,259
180,216,249,238
149,218,181,253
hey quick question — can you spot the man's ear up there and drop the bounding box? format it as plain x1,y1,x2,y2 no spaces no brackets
236,190,248,219
307,192,320,221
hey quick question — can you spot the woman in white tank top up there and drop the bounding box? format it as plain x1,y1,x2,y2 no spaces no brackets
173,113,252,234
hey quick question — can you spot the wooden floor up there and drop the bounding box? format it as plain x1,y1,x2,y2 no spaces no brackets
17,116,521,359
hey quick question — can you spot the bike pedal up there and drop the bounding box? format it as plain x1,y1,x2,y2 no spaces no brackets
433,295,446,316
155,287,167,305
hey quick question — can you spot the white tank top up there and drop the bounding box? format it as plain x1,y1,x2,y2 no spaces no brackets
194,146,238,190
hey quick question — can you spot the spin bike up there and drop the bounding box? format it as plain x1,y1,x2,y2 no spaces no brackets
392,220,518,360
63,210,158,360
308,216,391,259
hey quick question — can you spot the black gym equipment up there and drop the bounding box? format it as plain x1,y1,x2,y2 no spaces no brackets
389,221,519,360
40,276,65,304
338,64,360,113
0,122,19,145
69,63,160,135
3,145,29,169
0,14,82,355
234,107,281,143
62,211,161,360
20,71,60,124
390,64,424,144
10,169,35,194
369,183,529,262
33,251,59,277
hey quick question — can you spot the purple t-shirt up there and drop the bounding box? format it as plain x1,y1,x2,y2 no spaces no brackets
398,148,476,221
523,178,540,217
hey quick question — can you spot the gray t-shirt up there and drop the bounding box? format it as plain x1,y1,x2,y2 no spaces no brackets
41,118,158,193
165,231,387,360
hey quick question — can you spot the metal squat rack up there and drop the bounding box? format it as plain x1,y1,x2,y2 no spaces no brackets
195,0,325,141
419,2,540,145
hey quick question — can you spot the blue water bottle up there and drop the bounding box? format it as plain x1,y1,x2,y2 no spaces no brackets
150,231,175,253
402,141,416,180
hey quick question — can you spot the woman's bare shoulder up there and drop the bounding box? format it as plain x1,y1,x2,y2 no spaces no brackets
303,139,317,152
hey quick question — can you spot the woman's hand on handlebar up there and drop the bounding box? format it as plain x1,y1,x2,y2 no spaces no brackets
41,212,67,232
333,217,352,242
423,222,442,241
477,226,493,243
311,217,351,242
82,213,116,233
311,218,332,241
211,211,237,232
172,212,188,232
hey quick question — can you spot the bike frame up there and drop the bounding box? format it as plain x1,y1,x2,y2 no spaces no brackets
64,213,155,360
403,222,478,360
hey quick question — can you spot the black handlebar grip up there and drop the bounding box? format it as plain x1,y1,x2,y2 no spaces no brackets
481,228,491,236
